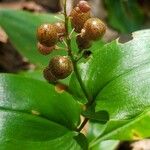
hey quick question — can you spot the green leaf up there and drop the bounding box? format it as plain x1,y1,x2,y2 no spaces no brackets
83,110,109,123
95,62,150,119
90,140,119,150
0,74,82,149
74,133,88,150
19,70,45,81
70,29,150,140
90,110,150,148
104,0,145,33
87,122,119,150
0,9,66,67
70,29,150,113
87,122,106,143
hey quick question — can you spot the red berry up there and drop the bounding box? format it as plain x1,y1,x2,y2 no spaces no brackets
77,1,91,13
37,24,58,47
37,42,55,55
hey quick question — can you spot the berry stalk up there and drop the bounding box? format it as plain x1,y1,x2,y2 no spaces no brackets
64,0,91,102
64,0,91,132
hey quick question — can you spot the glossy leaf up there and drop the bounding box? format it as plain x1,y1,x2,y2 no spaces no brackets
90,110,150,148
0,9,66,67
70,29,150,141
95,62,150,119
90,140,119,150
0,74,82,149
87,122,119,150
104,0,145,33
70,29,150,110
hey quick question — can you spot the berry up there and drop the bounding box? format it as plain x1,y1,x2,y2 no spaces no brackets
54,22,66,39
49,56,73,79
70,7,91,33
77,1,91,13
37,42,55,55
82,18,106,41
76,35,92,50
43,67,57,83
37,24,58,47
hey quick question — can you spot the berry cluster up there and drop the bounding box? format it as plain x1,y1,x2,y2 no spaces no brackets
37,22,72,83
36,0,106,83
70,1,106,50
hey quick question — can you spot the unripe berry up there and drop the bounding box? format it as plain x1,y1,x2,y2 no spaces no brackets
37,42,55,55
37,24,58,47
76,35,92,50
49,56,73,79
82,18,106,41
70,7,91,33
43,67,57,83
54,22,66,39
77,0,91,13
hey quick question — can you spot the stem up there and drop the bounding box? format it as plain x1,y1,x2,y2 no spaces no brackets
77,118,89,132
64,0,92,102
64,0,92,132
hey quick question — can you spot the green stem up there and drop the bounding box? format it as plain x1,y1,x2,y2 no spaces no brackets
64,0,92,132
64,0,91,102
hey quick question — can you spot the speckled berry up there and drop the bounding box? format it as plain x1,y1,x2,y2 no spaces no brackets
76,35,92,50
37,24,58,47
49,56,73,79
82,18,106,41
77,0,91,13
43,67,58,83
54,22,66,39
70,7,91,33
37,42,55,55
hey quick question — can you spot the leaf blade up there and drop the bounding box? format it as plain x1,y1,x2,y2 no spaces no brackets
0,9,66,67
0,74,83,149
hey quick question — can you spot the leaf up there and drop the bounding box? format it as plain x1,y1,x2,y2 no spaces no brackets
0,74,82,149
89,110,150,148
87,122,119,150
104,0,145,33
70,29,150,140
95,62,150,119
70,29,150,113
87,122,106,142
74,133,88,150
0,9,66,67
90,140,119,150
19,70,45,81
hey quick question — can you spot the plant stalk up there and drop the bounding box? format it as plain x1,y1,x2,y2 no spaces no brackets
64,0,91,132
